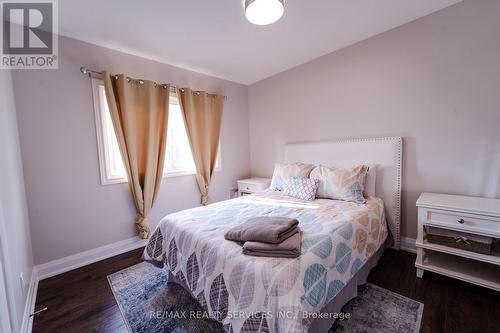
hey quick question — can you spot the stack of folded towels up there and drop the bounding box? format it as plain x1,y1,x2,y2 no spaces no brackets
224,217,301,258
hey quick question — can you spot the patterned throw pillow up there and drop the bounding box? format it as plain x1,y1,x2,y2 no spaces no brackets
270,162,315,191
282,177,320,201
310,165,369,204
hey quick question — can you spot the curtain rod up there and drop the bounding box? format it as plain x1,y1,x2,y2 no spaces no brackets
80,66,227,99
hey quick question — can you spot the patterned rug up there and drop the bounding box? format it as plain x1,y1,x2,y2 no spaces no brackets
108,262,423,333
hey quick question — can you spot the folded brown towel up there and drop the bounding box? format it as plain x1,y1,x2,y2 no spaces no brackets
224,216,299,244
242,232,302,258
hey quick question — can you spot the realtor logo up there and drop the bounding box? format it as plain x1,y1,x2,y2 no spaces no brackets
1,0,58,69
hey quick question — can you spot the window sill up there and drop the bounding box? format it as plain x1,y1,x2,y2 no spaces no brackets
100,167,221,186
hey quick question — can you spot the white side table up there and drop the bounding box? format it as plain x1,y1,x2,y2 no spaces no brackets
237,178,271,196
415,192,500,291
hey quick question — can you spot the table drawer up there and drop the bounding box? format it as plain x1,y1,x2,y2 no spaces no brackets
426,209,500,235
238,182,260,193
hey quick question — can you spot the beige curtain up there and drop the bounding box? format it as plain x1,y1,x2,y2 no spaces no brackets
177,88,224,205
103,72,169,239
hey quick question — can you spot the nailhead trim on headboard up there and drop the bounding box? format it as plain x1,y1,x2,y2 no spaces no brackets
392,137,403,249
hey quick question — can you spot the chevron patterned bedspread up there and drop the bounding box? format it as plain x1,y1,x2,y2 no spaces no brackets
143,190,387,333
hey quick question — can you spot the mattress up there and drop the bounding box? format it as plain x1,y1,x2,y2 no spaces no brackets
143,190,388,333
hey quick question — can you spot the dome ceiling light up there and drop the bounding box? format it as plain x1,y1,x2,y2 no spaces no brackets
245,0,285,25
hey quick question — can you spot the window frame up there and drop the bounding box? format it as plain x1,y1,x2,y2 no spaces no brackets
91,78,221,186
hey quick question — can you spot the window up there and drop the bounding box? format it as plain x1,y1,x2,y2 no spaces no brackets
92,79,220,185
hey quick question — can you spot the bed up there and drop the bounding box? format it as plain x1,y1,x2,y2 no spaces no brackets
143,137,403,333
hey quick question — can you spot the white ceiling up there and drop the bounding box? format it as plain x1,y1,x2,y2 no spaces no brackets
59,0,462,85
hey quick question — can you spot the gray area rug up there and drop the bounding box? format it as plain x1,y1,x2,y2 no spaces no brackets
108,262,423,333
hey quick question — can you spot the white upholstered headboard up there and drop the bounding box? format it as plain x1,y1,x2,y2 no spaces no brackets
284,137,403,249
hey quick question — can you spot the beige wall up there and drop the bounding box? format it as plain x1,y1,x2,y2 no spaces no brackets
0,69,34,331
13,36,250,265
248,0,500,239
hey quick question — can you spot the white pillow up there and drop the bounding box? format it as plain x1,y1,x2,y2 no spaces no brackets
310,165,369,203
364,165,377,197
270,162,315,191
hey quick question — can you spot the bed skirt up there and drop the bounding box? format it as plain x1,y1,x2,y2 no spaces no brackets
306,241,386,332
167,242,386,333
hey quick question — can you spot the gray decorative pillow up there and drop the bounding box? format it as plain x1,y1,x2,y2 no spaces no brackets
283,177,320,201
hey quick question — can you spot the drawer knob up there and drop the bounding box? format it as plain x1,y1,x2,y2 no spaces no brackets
457,218,465,224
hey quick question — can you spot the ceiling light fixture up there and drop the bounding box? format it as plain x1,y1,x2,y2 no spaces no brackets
245,0,284,25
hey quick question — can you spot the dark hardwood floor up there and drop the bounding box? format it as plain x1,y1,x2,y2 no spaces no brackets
33,248,500,333
33,248,144,333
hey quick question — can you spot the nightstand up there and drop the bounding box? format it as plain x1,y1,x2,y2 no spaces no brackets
415,192,500,291
237,178,271,196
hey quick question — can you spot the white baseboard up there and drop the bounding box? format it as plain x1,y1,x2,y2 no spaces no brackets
400,236,417,253
36,236,147,281
20,267,38,333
